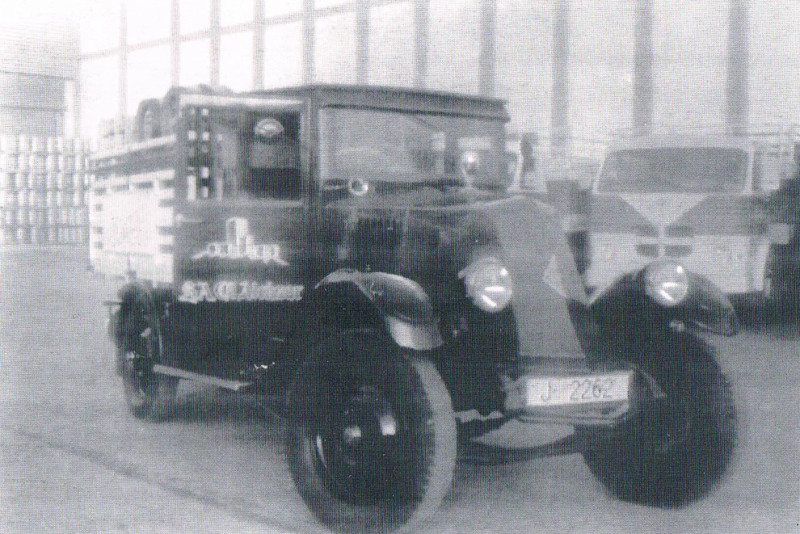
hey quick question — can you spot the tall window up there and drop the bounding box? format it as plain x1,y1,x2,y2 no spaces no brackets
263,23,304,88
315,13,356,83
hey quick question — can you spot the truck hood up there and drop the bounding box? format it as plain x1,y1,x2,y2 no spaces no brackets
480,195,587,359
323,191,588,360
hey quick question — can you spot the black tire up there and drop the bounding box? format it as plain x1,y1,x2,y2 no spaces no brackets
120,306,177,421
583,335,737,507
765,251,800,319
763,248,784,314
286,329,457,534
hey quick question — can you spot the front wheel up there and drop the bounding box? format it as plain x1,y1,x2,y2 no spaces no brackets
286,329,457,534
582,335,737,507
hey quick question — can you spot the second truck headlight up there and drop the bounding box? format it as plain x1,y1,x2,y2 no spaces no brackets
644,261,689,307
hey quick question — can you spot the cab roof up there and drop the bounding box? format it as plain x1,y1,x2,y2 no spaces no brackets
246,84,510,121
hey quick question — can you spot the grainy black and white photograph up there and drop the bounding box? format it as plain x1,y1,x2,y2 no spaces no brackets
1,0,798,532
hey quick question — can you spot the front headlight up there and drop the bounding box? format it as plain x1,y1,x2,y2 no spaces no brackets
459,257,513,313
644,261,689,307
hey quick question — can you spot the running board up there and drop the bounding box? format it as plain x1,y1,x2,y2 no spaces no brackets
152,364,252,392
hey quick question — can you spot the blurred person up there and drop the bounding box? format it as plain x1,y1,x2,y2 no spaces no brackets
520,132,547,194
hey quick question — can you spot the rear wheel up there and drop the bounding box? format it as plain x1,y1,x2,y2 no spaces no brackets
583,335,737,507
287,329,457,533
120,306,177,421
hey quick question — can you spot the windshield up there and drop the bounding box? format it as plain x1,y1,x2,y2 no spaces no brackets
319,107,509,191
597,147,749,194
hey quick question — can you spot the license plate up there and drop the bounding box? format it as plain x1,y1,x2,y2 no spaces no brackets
526,372,631,407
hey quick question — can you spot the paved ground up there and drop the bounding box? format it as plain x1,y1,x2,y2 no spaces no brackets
1,246,798,533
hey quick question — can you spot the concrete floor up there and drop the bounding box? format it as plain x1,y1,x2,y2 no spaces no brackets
1,246,797,533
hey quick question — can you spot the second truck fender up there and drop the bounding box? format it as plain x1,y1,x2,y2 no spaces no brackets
590,268,739,338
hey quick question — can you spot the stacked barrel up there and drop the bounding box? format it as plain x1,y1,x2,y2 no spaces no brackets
0,135,91,245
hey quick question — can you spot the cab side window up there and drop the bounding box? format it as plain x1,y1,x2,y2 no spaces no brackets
185,107,301,201
244,114,301,200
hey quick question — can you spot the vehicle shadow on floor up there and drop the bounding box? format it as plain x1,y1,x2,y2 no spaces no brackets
167,384,286,444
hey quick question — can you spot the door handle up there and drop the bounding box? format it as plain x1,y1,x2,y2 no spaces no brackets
175,213,203,226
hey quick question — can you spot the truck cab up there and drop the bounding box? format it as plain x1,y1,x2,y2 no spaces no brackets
92,86,516,384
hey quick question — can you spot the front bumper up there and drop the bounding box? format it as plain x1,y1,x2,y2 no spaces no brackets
502,357,656,427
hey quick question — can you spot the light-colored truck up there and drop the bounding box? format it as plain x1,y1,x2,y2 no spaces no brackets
585,126,799,307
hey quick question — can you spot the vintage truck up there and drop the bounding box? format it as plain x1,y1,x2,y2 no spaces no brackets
92,85,739,533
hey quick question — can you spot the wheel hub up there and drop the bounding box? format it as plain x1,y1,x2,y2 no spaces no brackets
342,424,362,447
123,350,151,407
317,385,402,501
336,387,398,461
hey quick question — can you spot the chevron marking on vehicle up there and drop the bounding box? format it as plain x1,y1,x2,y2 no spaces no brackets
620,193,707,228
542,253,567,298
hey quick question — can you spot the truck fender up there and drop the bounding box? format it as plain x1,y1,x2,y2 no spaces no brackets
681,271,739,335
590,268,738,338
312,270,443,351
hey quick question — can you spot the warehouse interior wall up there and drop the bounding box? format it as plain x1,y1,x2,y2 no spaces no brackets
0,5,79,138
0,8,88,247
2,0,797,150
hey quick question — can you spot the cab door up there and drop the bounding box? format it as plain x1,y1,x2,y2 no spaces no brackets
171,93,309,374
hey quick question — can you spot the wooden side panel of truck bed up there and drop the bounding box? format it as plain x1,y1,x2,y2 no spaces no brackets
89,136,177,285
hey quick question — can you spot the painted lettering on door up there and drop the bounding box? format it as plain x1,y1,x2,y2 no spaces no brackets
179,280,304,303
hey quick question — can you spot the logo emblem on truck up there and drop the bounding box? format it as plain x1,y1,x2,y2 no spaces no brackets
192,217,288,265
